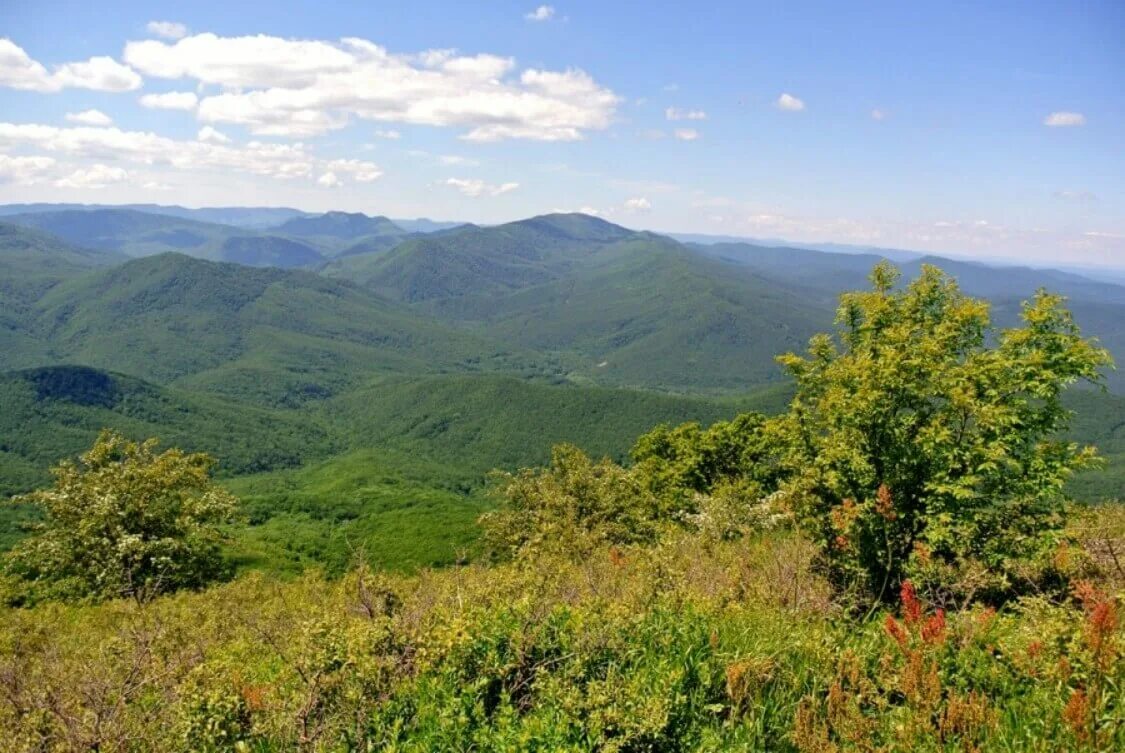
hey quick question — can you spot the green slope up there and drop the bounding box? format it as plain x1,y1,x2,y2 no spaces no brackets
5,208,326,268
325,213,637,301
10,253,551,404
0,365,335,497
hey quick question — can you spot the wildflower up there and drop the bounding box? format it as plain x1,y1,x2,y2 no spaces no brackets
1062,688,1090,743
900,580,922,626
921,609,946,645
884,614,908,648
874,484,896,520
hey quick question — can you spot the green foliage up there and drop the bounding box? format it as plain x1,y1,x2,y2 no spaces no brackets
480,444,662,558
3,430,238,603
631,412,782,507
0,524,1120,751
774,263,1113,604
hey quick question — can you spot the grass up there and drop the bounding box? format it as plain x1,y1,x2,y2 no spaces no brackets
1,522,1120,751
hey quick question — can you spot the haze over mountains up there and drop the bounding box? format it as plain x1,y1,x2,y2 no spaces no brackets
2,203,1123,563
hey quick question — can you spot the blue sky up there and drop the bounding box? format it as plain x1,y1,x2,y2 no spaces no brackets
0,0,1122,267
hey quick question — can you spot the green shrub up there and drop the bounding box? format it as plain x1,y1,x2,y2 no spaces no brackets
3,430,238,604
773,263,1111,605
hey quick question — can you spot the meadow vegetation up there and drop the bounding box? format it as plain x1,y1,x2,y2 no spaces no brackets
1,264,1122,750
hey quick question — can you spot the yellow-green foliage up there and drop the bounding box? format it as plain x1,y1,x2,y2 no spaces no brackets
2,430,238,604
773,263,1112,604
0,519,1121,752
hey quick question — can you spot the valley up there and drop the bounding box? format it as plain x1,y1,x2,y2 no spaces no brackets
2,205,1122,575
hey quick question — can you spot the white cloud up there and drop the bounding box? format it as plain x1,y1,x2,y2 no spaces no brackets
322,158,382,182
1044,111,1085,127
870,109,886,121
445,177,519,197
317,171,341,188
373,128,401,139
525,5,556,21
65,109,113,126
139,91,198,110
0,154,56,184
122,33,617,140
54,163,128,188
623,197,651,211
196,125,230,144
0,39,141,92
665,107,706,121
776,93,805,112
146,21,189,40
0,121,381,186
673,128,699,141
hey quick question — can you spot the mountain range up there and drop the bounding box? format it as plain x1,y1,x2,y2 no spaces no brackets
2,203,1122,570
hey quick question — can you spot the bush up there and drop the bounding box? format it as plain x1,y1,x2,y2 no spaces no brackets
479,443,663,559
2,430,238,604
773,263,1112,605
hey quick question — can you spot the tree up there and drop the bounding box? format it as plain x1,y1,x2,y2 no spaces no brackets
479,444,662,559
773,263,1111,604
631,412,783,508
3,430,238,603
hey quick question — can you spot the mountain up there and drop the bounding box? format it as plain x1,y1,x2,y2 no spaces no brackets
0,222,121,303
5,252,550,404
0,203,311,229
271,211,405,240
0,222,125,371
0,365,335,496
391,218,469,234
4,209,326,268
328,215,833,391
326,213,638,301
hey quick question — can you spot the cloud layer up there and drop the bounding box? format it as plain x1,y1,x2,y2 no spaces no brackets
120,33,617,140
0,39,140,92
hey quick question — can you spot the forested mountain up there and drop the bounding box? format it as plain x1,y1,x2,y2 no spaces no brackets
270,210,405,240
1,252,547,404
2,205,1123,566
4,208,327,267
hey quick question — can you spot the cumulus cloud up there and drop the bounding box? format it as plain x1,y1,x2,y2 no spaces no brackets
317,171,341,187
0,39,141,92
525,5,556,21
373,128,401,139
775,93,805,111
445,177,519,197
146,21,189,40
0,153,57,184
139,91,198,110
623,197,651,211
0,121,381,186
665,107,706,121
121,33,617,140
673,128,699,141
65,109,112,126
1044,111,1085,127
196,125,230,144
54,163,128,188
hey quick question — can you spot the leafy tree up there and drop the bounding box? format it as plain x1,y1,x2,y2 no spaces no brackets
631,412,783,507
479,444,661,559
773,263,1112,604
3,430,238,603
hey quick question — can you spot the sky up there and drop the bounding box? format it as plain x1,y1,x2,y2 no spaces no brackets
0,0,1122,268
